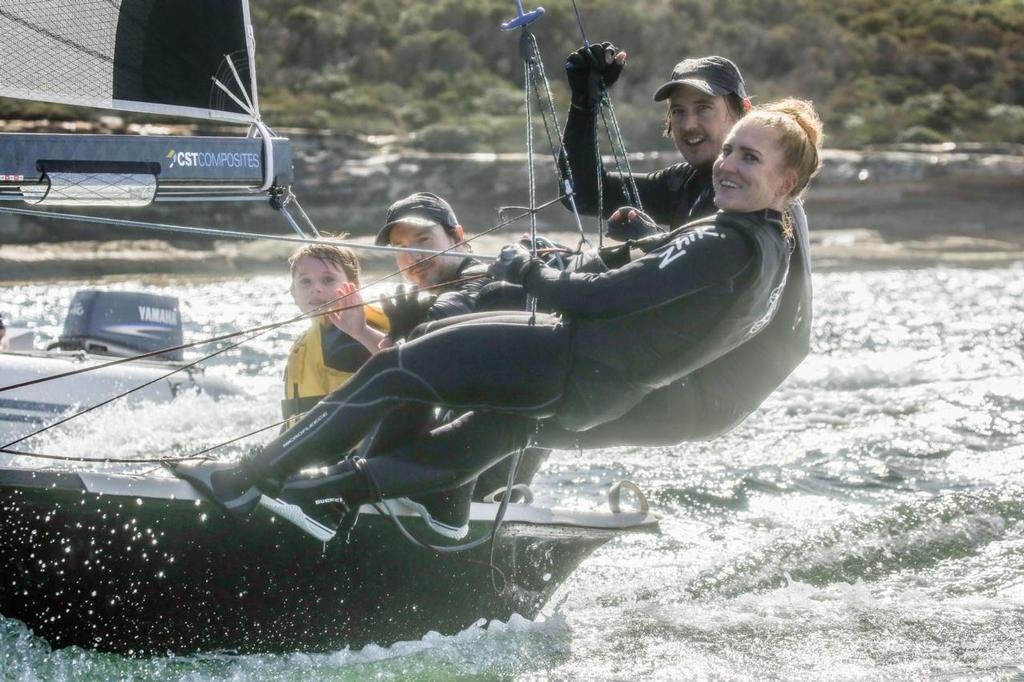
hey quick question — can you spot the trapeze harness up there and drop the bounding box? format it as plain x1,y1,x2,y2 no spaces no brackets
281,305,389,428
247,208,792,489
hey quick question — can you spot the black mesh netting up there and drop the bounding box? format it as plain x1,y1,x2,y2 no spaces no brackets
0,0,253,121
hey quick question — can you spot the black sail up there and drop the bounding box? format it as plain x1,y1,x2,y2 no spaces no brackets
0,0,256,123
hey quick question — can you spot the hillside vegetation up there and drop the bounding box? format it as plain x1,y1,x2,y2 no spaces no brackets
4,0,1023,151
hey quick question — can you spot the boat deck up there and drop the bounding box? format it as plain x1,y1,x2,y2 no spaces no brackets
0,466,657,654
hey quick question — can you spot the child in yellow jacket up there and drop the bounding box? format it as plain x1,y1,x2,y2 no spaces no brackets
282,242,389,427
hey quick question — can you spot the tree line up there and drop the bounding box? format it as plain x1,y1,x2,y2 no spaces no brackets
3,0,1022,151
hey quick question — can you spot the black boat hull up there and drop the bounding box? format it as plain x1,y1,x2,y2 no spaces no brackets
0,467,656,654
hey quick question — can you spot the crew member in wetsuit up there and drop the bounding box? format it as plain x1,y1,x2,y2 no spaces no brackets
562,48,750,232
375,192,488,330
554,44,814,443
175,99,825,537
373,193,548,528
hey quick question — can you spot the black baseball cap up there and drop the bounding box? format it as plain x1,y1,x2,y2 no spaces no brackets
653,56,747,102
375,192,460,246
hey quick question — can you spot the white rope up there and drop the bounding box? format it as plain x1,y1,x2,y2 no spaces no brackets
249,118,276,194
0,206,499,261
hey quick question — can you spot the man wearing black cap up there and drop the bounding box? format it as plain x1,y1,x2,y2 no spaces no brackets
375,192,547,520
561,48,750,233
375,192,489,331
376,191,542,333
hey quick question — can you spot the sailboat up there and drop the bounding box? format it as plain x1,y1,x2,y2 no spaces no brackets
0,0,659,654
0,0,294,216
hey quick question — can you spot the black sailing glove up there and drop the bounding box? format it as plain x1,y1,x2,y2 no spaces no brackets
606,206,663,242
565,42,624,111
488,244,539,286
597,243,632,269
381,284,436,342
519,235,573,271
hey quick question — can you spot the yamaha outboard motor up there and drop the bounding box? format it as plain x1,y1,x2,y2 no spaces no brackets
58,290,183,361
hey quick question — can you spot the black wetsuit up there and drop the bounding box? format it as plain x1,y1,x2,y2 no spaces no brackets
561,105,717,227
557,103,814,445
376,254,548,500
248,209,792,500
391,207,811,457
424,256,490,319
539,205,811,446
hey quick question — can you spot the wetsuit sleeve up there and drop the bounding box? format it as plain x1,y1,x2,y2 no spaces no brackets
426,289,476,321
522,223,757,319
425,272,491,321
560,107,677,224
321,326,372,372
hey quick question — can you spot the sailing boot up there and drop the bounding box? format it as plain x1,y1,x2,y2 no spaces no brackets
173,446,281,518
259,458,369,542
400,479,475,540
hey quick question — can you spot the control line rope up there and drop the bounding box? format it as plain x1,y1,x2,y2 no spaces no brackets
566,0,644,244
0,190,571,458
0,193,570,397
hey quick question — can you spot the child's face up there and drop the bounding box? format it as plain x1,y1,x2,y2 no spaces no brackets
290,256,351,314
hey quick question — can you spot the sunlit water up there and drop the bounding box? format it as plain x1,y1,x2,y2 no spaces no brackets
2,264,1024,680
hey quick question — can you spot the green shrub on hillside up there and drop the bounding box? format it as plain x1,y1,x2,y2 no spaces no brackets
2,0,1020,150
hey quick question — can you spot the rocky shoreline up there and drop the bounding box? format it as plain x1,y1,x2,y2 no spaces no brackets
1,136,1022,280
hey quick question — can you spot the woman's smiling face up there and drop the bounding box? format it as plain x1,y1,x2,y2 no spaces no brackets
712,119,795,213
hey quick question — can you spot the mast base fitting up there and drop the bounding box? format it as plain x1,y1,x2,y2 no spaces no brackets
269,186,291,211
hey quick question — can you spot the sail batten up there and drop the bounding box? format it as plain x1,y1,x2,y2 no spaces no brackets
0,0,257,124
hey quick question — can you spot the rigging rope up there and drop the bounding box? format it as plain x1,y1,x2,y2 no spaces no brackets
569,0,590,47
566,0,643,242
599,96,643,211
522,32,539,296
0,272,489,455
508,23,592,277
0,192,577,457
523,30,591,257
1,328,263,451
0,195,571,397
0,205,499,262
0,414,294,465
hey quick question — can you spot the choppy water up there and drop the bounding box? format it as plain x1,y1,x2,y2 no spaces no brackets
2,264,1024,680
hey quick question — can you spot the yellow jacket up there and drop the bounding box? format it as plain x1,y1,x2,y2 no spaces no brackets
282,305,389,427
